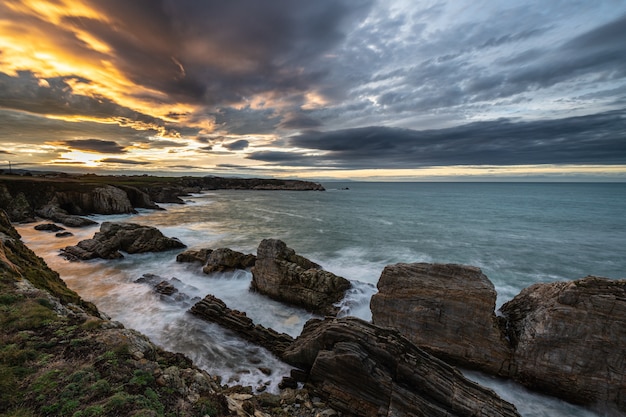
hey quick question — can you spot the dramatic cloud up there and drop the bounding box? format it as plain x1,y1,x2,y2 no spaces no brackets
0,0,624,178
281,110,626,168
59,139,126,154
223,140,250,151
97,158,150,165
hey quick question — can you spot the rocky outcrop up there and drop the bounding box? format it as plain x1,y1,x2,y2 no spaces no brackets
176,248,214,264
371,263,513,376
116,184,162,210
54,185,135,215
251,239,350,316
501,276,626,411
0,186,35,222
190,294,294,358
282,317,521,417
203,248,256,274
60,221,186,260
35,203,98,227
34,223,65,232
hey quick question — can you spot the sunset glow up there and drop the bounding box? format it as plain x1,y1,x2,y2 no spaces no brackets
0,0,624,180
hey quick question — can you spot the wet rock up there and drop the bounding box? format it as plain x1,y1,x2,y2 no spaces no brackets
501,276,626,412
283,317,521,417
55,231,73,238
36,203,97,227
155,280,178,296
34,223,65,232
189,294,294,358
60,221,186,260
370,263,513,376
251,239,350,316
202,248,256,274
176,248,213,264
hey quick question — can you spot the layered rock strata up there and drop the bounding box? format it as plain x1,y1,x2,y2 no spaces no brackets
177,248,214,264
60,221,185,260
251,239,350,316
203,248,256,274
371,263,512,376
282,317,521,417
501,276,626,410
190,294,294,358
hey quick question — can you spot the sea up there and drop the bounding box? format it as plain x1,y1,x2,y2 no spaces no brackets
16,182,626,417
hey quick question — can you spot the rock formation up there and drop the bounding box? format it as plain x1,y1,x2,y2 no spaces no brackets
35,203,97,227
190,294,294,358
60,221,186,260
34,223,65,232
251,239,350,316
501,276,626,411
202,248,256,274
282,317,521,417
370,263,513,376
176,248,214,264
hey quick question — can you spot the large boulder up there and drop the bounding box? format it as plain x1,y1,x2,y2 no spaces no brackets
282,317,521,417
370,263,513,376
202,248,256,274
176,248,214,264
251,239,350,316
60,221,186,260
501,276,626,411
190,294,294,358
36,203,97,227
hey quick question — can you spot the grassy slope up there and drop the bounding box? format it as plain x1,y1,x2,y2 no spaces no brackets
0,211,228,417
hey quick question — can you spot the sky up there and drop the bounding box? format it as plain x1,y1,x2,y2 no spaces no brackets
1,0,625,181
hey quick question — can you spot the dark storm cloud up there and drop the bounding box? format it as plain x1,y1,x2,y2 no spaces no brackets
282,110,626,168
246,151,318,166
279,113,323,129
97,158,149,165
223,140,249,151
79,0,373,107
60,139,126,154
0,150,14,155
0,71,169,128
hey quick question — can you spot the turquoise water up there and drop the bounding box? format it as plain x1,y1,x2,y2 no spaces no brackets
17,182,626,416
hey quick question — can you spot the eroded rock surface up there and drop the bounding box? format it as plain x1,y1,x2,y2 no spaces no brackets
282,317,521,417
176,248,214,264
251,239,350,316
370,263,513,376
501,276,626,411
60,221,185,260
203,248,256,274
190,294,294,358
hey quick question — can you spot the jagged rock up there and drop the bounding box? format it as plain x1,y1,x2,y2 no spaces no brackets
34,223,65,232
60,221,186,260
370,263,513,376
54,185,136,215
147,186,186,204
155,280,179,296
176,248,213,264
0,188,35,222
251,239,350,316
190,294,294,358
282,317,521,417
116,184,162,210
36,203,97,227
202,248,256,274
501,276,626,412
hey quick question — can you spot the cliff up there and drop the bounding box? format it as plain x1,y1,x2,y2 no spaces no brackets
0,173,325,225
0,210,229,416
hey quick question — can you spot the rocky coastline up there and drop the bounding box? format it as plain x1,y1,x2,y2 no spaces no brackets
2,172,625,416
0,173,325,226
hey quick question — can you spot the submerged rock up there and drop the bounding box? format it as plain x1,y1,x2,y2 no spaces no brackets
251,239,350,316
60,221,186,260
282,317,521,417
370,263,513,376
501,276,626,412
36,203,97,227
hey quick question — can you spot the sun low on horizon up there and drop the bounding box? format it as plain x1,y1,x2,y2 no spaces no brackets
1,0,625,181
